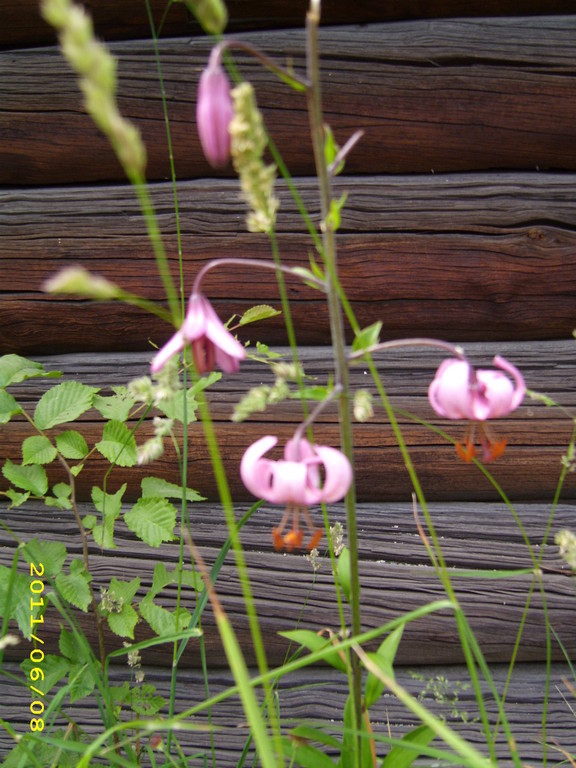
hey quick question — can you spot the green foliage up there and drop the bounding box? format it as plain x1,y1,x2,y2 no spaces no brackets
55,429,90,459
88,483,126,548
0,354,61,388
92,386,136,421
21,539,67,579
140,475,205,503
95,419,138,467
22,435,58,465
0,565,40,638
363,625,404,709
351,321,382,356
380,725,436,768
2,459,48,496
34,381,99,430
236,304,281,327
100,577,140,638
0,389,21,423
280,629,348,673
124,497,177,547
55,559,93,612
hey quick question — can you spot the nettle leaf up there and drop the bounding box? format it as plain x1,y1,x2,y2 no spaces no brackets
0,389,22,424
95,420,138,467
2,459,48,496
55,559,92,612
0,354,61,388
364,625,404,710
124,498,177,547
102,577,140,639
90,484,126,549
139,593,191,637
237,304,281,327
22,435,57,466
0,565,35,638
280,629,347,673
141,476,205,503
55,430,89,460
351,321,382,356
34,381,99,430
22,538,67,579
93,387,136,422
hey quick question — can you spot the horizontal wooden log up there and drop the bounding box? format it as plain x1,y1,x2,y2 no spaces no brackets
3,18,576,184
2,174,576,353
3,1,575,50
0,660,572,766
1,498,574,668
1,342,575,505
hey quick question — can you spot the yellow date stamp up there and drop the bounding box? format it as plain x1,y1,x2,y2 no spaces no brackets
29,562,46,732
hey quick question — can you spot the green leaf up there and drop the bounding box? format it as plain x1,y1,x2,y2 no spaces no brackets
289,725,342,751
124,498,177,547
337,547,351,604
280,629,347,673
102,577,140,639
4,488,30,508
291,266,325,291
128,684,166,716
325,192,348,232
0,565,35,638
237,304,281,327
45,482,73,509
34,381,98,430
380,725,436,768
90,484,126,549
283,736,337,768
67,662,96,703
364,625,404,709
149,562,201,598
92,386,136,422
22,539,67,579
55,430,89,460
155,386,199,425
20,653,70,696
95,419,138,467
2,459,48,496
141,476,205,503
0,389,22,424
139,593,191,636
351,321,382,356
22,435,57,466
55,559,92,612
0,354,61,388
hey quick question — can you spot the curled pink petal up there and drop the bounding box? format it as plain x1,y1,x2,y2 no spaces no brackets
313,445,353,504
150,330,185,374
240,435,278,500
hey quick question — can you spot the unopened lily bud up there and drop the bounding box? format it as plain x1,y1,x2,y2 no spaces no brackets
42,266,121,300
196,48,234,168
182,0,227,35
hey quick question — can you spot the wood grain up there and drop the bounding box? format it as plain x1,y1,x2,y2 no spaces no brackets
2,0,575,49
3,19,576,184
1,343,575,504
2,174,576,353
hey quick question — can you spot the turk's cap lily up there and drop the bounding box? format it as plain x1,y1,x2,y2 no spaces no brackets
151,292,245,375
196,47,234,168
240,435,353,507
428,355,525,422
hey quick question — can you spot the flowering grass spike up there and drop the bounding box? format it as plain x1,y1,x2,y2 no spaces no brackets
428,354,525,462
240,434,352,550
151,292,245,375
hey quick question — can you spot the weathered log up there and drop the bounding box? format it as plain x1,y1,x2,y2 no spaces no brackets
2,174,576,353
3,18,576,184
1,343,575,504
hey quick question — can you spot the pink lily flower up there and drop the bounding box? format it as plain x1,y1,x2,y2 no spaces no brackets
240,435,353,551
151,292,245,375
428,354,525,462
196,48,234,168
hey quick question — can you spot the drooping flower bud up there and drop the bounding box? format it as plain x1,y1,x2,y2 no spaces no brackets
196,48,234,168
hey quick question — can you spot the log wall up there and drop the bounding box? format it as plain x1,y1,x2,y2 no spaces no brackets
1,0,575,764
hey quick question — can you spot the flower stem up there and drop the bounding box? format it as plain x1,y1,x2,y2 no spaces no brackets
305,0,363,753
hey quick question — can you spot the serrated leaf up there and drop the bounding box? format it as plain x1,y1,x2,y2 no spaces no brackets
124,498,177,547
155,387,199,425
93,387,136,422
95,420,138,467
90,484,126,549
0,389,22,424
0,354,61,388
129,684,166,716
22,435,57,466
2,459,48,496
141,476,205,503
139,593,191,636
102,577,140,639
380,725,436,768
5,488,30,508
55,560,92,612
22,539,67,579
149,562,201,598
55,430,89,459
20,654,70,696
238,304,281,327
351,321,383,356
0,566,36,638
280,629,347,673
364,625,404,709
67,662,96,703
34,381,98,430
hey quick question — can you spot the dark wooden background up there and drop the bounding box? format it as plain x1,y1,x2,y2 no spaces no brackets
1,0,576,764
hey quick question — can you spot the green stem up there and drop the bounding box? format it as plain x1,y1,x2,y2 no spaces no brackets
305,0,362,754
